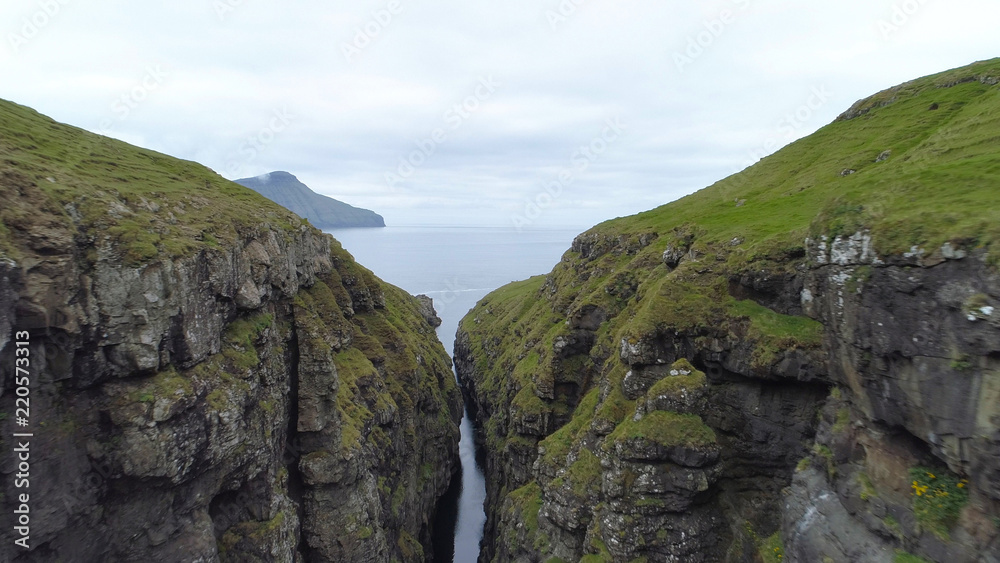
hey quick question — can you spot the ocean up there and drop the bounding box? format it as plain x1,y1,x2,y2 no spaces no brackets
326,225,584,563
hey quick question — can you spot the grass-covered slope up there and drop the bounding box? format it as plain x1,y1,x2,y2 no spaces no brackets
0,98,305,264
458,58,1000,561
0,99,460,561
614,59,1000,261
464,57,1000,414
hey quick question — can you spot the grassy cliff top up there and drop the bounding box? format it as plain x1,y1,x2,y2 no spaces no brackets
593,58,1000,261
0,99,308,264
457,59,1000,503
463,57,1000,379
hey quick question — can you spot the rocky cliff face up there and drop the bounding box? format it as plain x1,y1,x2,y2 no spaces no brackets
782,237,1000,562
0,100,461,562
456,60,1000,562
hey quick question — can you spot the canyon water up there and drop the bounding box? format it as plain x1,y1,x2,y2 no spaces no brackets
328,225,583,563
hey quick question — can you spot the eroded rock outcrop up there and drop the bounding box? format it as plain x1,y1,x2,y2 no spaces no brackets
781,236,1000,563
0,100,461,562
456,60,1000,562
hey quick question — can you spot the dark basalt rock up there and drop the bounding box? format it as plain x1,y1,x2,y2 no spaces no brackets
0,111,460,562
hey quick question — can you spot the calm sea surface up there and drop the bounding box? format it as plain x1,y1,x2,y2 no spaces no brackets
327,226,583,563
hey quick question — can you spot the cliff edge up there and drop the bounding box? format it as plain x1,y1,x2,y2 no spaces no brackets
0,99,460,562
456,59,1000,562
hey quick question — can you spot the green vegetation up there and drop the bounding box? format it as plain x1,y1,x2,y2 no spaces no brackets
582,533,614,563
458,274,588,469
539,388,600,467
813,444,836,479
894,551,933,563
593,375,635,430
126,366,193,406
597,59,1000,257
758,532,785,563
397,530,424,560
457,60,1000,557
883,515,903,539
292,260,457,455
909,466,970,540
0,98,307,265
844,265,873,294
647,359,707,400
730,299,824,369
832,407,851,434
950,354,972,371
964,293,991,316
217,511,286,559
222,313,273,372
552,448,603,497
508,482,544,539
0,96,461,562
607,411,716,449
858,472,877,501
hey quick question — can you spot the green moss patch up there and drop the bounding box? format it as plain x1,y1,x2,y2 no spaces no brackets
508,482,544,538
397,530,424,560
127,366,193,405
539,388,600,467
647,360,707,401
608,411,716,449
552,448,603,497
222,313,273,372
894,551,933,563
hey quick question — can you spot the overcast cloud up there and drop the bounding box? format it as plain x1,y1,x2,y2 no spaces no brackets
1,0,997,227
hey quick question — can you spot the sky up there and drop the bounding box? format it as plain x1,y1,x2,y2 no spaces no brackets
1,1,998,228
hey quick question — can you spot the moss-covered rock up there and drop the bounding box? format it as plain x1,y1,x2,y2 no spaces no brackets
0,99,462,562
457,59,1000,562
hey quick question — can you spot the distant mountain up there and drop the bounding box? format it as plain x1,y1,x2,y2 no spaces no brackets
236,171,385,229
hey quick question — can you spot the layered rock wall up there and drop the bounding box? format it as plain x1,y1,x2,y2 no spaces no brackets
457,231,1000,562
0,180,461,562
